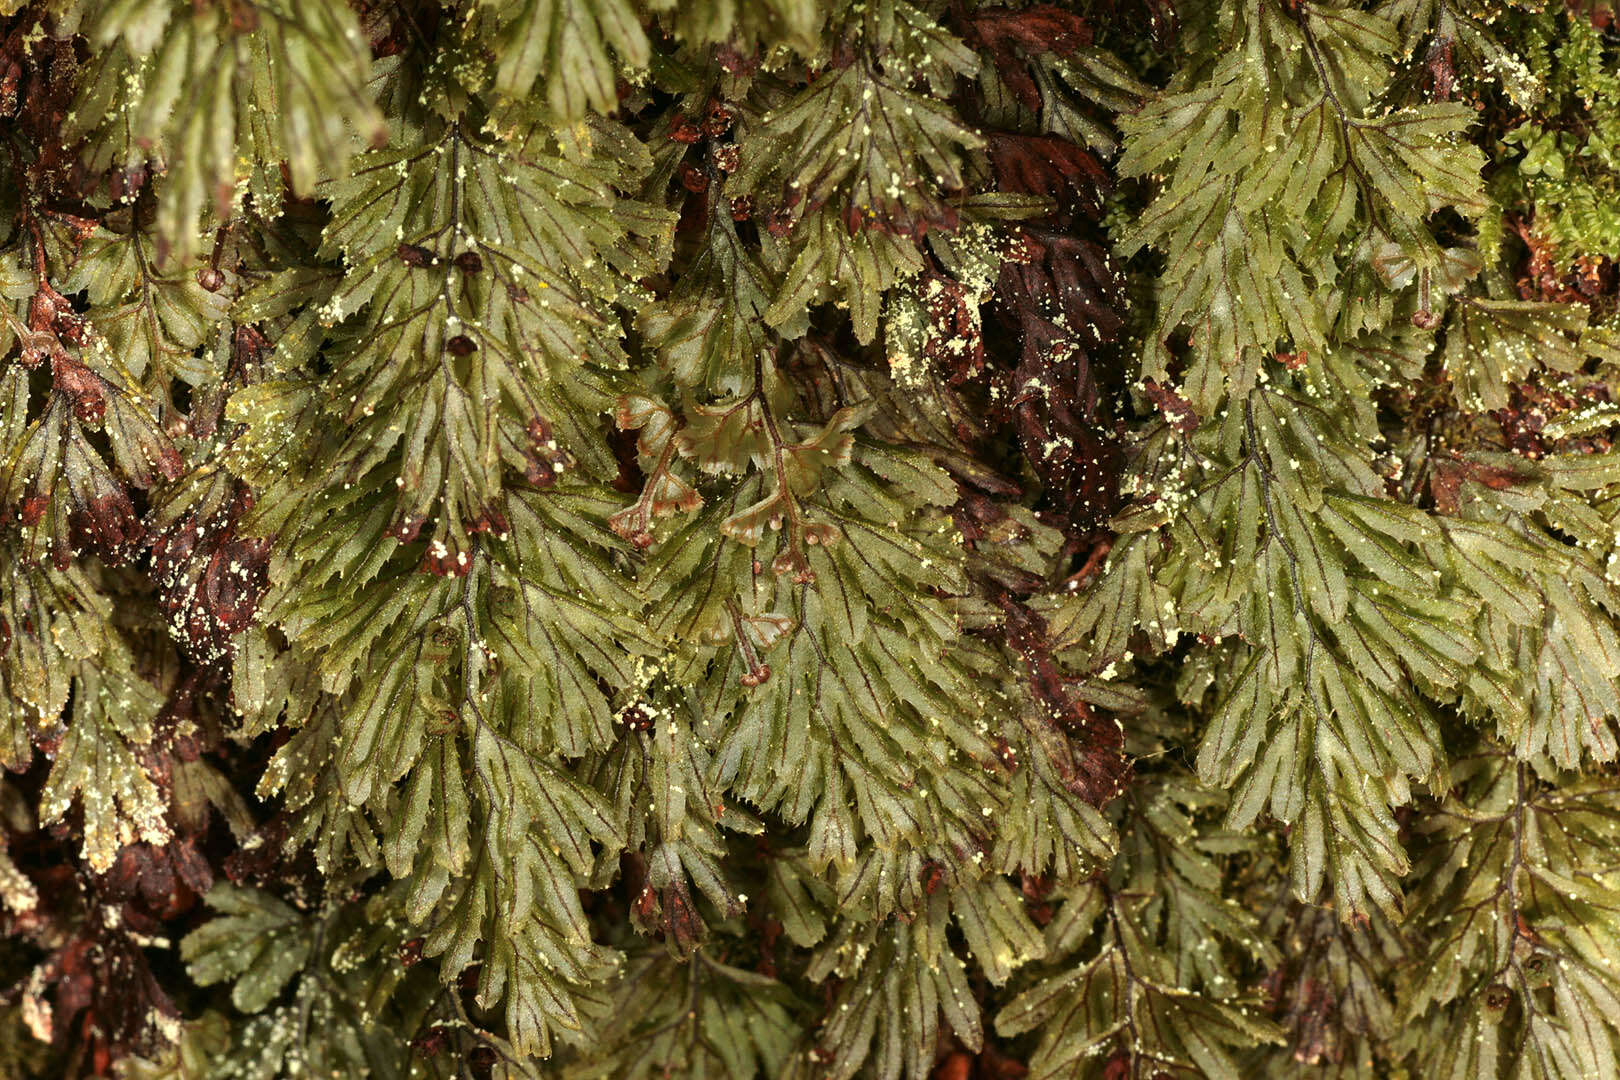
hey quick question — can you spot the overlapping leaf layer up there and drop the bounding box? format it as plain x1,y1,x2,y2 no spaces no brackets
2,1,1619,1078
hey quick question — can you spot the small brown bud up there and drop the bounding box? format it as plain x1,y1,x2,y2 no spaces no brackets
19,494,48,527
397,243,433,267
678,164,709,193
764,208,795,238
703,102,735,137
386,514,424,543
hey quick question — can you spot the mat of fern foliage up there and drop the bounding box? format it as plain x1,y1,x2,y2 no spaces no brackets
1,0,1619,1077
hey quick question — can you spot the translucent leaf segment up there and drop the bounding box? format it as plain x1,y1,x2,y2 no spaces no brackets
1,1,1619,1078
